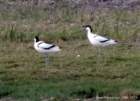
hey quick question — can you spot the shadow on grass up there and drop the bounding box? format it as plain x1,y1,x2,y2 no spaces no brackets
71,87,96,98
0,84,14,98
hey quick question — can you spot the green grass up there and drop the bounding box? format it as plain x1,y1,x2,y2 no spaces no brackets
0,39,140,100
0,5,140,101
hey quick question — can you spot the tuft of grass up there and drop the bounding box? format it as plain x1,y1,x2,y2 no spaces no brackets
0,25,35,42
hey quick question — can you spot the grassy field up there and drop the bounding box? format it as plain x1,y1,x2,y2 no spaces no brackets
0,2,140,100
0,40,140,101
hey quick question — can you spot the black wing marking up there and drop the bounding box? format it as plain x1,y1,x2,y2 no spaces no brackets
37,41,56,50
99,39,110,43
43,44,56,49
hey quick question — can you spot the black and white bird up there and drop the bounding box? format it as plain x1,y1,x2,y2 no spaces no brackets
34,36,60,64
83,25,117,47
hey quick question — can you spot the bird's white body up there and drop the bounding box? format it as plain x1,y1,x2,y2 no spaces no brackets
84,25,117,47
87,32,117,47
34,37,60,55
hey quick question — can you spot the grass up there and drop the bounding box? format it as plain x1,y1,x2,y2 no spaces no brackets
0,39,140,100
0,3,140,100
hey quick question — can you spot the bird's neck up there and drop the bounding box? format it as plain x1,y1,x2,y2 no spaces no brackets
87,30,96,38
87,30,93,35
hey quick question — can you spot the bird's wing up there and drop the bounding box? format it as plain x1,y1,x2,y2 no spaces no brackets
38,41,55,49
94,34,110,43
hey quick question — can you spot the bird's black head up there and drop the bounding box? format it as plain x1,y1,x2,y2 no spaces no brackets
34,36,39,42
82,25,93,32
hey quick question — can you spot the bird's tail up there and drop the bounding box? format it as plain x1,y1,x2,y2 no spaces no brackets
110,39,118,44
53,46,61,52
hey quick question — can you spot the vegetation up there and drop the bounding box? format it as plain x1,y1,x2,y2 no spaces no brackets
0,0,140,101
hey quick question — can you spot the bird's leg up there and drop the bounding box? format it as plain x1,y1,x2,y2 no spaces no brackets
96,47,102,68
96,47,99,59
44,54,49,64
98,48,101,59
